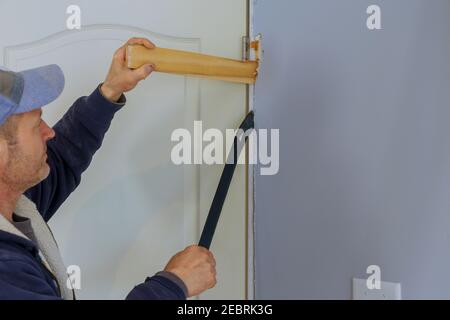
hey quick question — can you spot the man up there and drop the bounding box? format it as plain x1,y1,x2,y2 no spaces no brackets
0,37,216,300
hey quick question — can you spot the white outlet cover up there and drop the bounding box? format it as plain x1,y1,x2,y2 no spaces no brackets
352,278,401,300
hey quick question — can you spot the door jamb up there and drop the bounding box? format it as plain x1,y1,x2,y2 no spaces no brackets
245,0,256,301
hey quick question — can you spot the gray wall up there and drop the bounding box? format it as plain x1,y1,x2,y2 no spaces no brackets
254,0,450,299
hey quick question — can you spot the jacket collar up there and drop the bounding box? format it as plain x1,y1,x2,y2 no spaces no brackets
0,210,28,238
0,196,51,264
0,213,39,256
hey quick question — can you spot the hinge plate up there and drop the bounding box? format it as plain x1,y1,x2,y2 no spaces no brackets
242,34,262,62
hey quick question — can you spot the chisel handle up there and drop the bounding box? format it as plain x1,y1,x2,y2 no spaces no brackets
126,45,258,84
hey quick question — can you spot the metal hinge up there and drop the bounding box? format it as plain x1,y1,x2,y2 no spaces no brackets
242,36,250,60
242,34,262,62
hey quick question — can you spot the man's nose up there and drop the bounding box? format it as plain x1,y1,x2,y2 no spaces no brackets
42,121,56,141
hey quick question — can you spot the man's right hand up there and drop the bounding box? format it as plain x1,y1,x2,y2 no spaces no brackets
164,245,217,297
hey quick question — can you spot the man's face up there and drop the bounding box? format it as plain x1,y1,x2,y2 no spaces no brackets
0,108,55,192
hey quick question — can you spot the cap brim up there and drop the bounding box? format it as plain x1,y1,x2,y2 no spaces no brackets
16,64,65,114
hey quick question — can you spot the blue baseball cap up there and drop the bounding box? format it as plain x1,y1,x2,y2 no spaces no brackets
0,64,65,125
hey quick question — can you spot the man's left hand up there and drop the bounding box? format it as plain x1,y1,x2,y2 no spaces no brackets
100,37,155,102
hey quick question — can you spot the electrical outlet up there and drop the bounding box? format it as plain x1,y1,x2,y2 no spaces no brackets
352,278,401,300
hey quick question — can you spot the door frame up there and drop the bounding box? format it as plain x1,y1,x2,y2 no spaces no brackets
246,0,256,301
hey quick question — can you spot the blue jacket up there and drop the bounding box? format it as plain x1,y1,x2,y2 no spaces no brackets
0,86,186,300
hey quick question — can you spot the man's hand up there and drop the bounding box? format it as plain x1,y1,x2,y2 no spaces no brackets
164,245,217,297
100,37,156,102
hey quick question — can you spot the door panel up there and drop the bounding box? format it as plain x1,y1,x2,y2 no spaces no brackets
0,0,248,299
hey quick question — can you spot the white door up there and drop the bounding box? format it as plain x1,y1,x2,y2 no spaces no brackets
0,0,249,299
